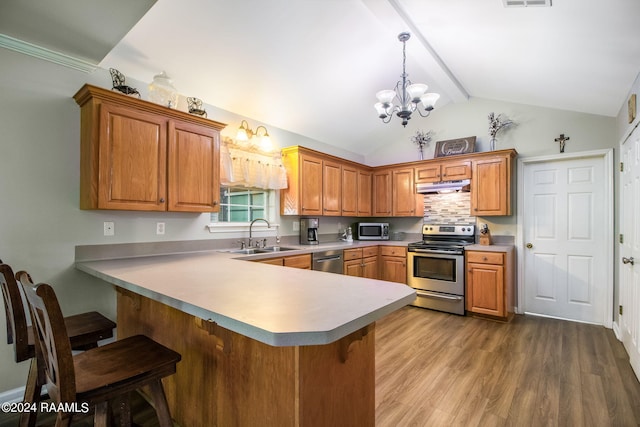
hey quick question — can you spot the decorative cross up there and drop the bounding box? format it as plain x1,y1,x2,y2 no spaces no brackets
555,133,570,153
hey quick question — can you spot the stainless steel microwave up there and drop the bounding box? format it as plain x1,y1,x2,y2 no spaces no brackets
355,222,390,240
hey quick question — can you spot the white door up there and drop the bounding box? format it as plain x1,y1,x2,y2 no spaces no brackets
521,151,612,325
620,132,640,377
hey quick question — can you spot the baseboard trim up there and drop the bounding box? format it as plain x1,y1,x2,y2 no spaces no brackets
613,321,622,341
0,386,25,404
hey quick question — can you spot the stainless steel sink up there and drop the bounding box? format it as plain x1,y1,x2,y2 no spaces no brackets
222,246,296,255
257,246,296,253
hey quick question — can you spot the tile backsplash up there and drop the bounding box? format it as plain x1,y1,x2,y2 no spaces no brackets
423,192,476,225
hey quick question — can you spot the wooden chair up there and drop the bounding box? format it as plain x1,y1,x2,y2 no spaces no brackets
18,271,181,427
1,262,116,427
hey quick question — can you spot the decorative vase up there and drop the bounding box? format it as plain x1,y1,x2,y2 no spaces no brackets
489,137,497,151
148,71,179,108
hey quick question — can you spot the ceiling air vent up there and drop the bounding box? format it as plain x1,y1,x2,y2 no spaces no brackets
503,0,551,7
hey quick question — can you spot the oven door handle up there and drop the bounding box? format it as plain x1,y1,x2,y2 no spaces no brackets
415,290,463,302
410,249,462,255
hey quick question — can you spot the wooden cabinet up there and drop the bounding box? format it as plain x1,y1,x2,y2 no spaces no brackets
341,165,358,216
281,146,373,216
299,152,324,216
323,159,342,216
392,167,421,216
254,253,312,269
415,159,471,183
343,247,378,279
357,169,373,216
168,120,221,212
373,168,421,217
372,169,392,216
379,246,407,284
470,151,515,216
466,248,514,319
74,84,225,212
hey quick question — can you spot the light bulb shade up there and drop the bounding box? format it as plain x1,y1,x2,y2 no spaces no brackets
260,135,273,152
236,127,249,141
374,102,388,118
407,83,428,102
376,90,396,106
420,93,440,110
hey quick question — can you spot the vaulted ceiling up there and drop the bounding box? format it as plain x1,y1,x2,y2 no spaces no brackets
2,0,640,155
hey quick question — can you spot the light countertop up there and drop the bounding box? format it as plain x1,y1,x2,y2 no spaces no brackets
76,246,416,347
465,243,515,252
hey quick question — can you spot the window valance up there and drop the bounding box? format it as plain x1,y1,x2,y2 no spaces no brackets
220,138,288,190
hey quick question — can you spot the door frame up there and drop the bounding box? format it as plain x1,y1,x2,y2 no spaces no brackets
516,149,614,327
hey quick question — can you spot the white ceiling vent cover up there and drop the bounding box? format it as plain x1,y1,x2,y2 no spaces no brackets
503,0,551,7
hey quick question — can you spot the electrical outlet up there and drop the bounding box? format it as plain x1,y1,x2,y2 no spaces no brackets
103,221,115,236
338,222,343,232
156,222,165,235
293,221,300,232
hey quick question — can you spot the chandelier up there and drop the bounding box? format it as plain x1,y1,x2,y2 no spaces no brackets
374,32,440,127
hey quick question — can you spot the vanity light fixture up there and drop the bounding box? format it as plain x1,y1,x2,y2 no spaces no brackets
236,120,273,151
375,32,440,127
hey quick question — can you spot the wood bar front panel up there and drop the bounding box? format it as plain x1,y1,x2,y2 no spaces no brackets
116,288,375,427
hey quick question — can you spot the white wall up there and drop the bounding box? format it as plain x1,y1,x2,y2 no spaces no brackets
0,44,619,392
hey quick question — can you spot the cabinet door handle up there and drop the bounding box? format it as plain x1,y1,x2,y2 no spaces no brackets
159,198,165,203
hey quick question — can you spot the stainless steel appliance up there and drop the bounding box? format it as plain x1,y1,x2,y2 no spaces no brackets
416,179,470,194
300,217,319,245
312,250,343,274
407,225,475,315
355,222,390,241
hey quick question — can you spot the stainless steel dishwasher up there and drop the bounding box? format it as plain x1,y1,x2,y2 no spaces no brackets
312,249,343,274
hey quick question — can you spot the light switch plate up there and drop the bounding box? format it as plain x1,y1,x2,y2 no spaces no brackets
293,221,299,231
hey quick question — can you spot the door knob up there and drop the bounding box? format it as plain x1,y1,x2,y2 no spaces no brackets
622,257,635,265
526,243,533,249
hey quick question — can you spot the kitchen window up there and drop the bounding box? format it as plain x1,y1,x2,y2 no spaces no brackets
215,186,269,222
209,185,276,226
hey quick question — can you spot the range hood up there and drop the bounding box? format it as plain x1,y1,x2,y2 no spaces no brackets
416,179,471,194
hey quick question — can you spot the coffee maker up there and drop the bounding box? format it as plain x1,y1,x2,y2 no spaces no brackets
300,218,319,245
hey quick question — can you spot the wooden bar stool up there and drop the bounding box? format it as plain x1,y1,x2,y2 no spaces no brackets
1,262,116,427
18,271,182,427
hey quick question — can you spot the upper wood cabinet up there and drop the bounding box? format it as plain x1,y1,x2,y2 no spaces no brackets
74,84,225,212
470,151,515,216
323,158,342,216
373,167,422,217
357,169,373,216
300,153,324,216
342,165,358,216
280,146,516,217
415,159,471,183
392,167,422,216
281,146,373,216
372,169,392,216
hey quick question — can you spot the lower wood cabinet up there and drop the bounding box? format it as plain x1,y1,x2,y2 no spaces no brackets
379,246,407,284
343,247,378,279
254,254,311,269
465,247,514,319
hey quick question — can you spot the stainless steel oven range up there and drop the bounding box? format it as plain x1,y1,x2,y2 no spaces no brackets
407,225,475,315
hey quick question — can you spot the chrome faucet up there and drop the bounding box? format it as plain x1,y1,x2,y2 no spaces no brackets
249,218,271,247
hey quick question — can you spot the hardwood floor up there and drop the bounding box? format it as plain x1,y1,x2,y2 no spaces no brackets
376,306,640,427
2,306,639,426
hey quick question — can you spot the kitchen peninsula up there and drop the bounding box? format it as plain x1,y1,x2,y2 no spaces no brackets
76,249,415,426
